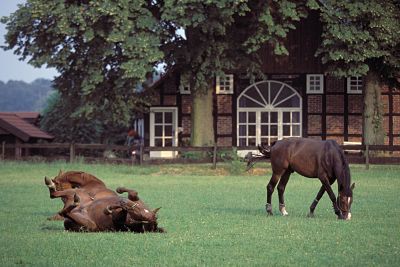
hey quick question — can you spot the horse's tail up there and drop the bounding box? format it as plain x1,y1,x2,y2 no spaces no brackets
245,142,275,171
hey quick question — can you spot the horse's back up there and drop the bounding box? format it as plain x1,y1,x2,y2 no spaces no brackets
271,138,340,178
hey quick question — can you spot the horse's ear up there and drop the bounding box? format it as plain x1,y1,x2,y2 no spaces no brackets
351,183,355,190
58,169,63,176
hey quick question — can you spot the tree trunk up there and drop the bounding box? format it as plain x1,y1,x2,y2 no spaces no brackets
363,71,385,145
191,87,215,146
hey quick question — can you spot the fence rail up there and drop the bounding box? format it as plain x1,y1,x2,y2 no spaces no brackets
1,141,400,169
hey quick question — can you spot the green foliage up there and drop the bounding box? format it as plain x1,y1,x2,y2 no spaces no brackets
1,162,400,266
1,0,163,125
316,0,400,81
0,79,53,112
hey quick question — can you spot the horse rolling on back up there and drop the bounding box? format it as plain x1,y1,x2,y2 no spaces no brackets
254,137,355,220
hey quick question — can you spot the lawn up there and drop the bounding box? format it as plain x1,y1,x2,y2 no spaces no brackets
0,161,399,266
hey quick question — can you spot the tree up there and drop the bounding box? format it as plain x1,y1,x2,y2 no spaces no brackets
316,0,400,145
2,0,319,146
2,0,163,131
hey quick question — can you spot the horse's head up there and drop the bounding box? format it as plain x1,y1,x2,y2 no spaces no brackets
122,199,160,224
337,183,355,220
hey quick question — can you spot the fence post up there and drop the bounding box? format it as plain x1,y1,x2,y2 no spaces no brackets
212,143,217,169
365,144,369,170
70,142,75,163
139,143,144,165
1,141,5,160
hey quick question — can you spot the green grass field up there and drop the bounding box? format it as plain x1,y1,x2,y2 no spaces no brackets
0,161,399,266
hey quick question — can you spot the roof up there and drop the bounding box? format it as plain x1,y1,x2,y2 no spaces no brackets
0,113,53,142
0,112,40,120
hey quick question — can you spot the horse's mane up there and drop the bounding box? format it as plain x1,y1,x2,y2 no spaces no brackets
332,142,352,196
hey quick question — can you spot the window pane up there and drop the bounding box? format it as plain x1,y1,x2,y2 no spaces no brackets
248,125,256,136
155,112,163,123
283,112,290,123
261,112,269,123
164,126,173,137
239,138,247,146
283,125,291,136
270,137,278,144
261,125,268,136
239,112,247,123
164,138,173,147
248,138,256,146
292,125,301,136
270,125,278,136
154,138,163,147
155,126,163,137
292,112,300,123
261,138,269,145
248,112,256,123
239,125,247,136
270,112,278,123
164,112,172,123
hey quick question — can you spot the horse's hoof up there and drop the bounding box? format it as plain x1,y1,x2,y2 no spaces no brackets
44,177,55,189
47,214,64,221
116,187,124,194
307,212,315,218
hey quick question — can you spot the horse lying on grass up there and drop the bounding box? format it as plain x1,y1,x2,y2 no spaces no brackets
45,170,118,220
247,137,355,220
45,174,164,232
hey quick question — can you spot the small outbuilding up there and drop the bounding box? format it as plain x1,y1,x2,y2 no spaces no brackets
0,112,54,157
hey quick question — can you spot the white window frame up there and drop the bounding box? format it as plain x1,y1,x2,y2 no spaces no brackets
306,74,324,94
149,107,178,158
216,74,234,94
347,76,363,94
237,80,302,147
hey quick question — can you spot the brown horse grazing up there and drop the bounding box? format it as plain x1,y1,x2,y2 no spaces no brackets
47,186,163,232
45,171,117,220
249,137,355,220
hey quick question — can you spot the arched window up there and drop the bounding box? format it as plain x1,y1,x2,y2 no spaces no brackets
237,80,302,146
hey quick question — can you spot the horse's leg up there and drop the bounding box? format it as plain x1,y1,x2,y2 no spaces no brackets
116,187,139,201
277,170,291,216
319,176,342,218
60,194,98,231
307,186,325,218
266,172,283,215
307,177,337,217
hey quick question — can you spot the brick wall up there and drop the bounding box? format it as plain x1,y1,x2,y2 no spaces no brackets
326,116,344,134
217,117,232,135
348,95,363,113
217,137,232,146
326,76,344,92
308,115,322,134
381,95,389,114
308,95,322,113
182,116,191,135
181,96,192,114
326,95,344,113
217,95,232,114
163,95,176,106
394,116,400,134
348,115,362,134
393,95,400,113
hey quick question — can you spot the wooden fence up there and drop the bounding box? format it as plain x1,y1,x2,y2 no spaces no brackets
1,141,400,169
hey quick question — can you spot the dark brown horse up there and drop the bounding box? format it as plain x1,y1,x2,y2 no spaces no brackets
45,184,163,232
249,137,355,220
